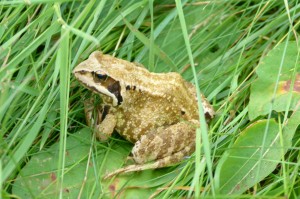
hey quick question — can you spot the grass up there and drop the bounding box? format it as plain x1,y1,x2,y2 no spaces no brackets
1,0,300,198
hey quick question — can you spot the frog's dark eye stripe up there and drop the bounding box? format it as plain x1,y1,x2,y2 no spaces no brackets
107,81,123,105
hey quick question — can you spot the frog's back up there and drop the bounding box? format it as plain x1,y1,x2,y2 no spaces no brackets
114,72,198,142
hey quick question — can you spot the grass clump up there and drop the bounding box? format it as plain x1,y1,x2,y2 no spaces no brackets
1,0,299,198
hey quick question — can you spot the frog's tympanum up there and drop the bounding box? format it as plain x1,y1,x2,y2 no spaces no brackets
73,51,214,179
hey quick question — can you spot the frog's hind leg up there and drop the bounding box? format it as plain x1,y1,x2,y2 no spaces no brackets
103,122,196,179
103,145,193,179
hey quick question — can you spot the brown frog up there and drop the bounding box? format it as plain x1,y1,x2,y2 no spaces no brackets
73,51,214,179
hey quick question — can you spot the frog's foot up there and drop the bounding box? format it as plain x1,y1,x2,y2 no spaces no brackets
84,99,116,141
103,146,193,179
95,113,116,141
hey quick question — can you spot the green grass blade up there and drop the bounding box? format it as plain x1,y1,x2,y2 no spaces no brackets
175,0,215,196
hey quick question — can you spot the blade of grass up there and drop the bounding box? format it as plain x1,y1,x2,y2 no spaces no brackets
71,0,106,68
1,84,57,183
86,1,147,53
175,0,215,197
148,0,154,71
54,3,70,198
118,5,148,59
134,0,189,63
0,22,60,80
122,18,177,71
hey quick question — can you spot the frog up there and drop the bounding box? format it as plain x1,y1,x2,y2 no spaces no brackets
73,51,214,179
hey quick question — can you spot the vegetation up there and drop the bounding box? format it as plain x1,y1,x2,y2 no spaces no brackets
1,0,299,198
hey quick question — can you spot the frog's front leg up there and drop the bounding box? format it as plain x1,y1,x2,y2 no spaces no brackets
84,99,116,141
104,121,197,179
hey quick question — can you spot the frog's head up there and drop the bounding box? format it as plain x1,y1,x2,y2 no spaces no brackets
73,51,123,106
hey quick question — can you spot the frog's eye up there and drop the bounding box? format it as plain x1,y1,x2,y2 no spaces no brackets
96,73,108,80
92,71,108,81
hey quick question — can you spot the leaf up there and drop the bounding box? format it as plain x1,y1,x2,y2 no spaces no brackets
12,128,178,198
216,110,299,194
248,41,300,120
12,128,128,198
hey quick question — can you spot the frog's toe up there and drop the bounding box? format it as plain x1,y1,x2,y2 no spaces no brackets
103,164,157,179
